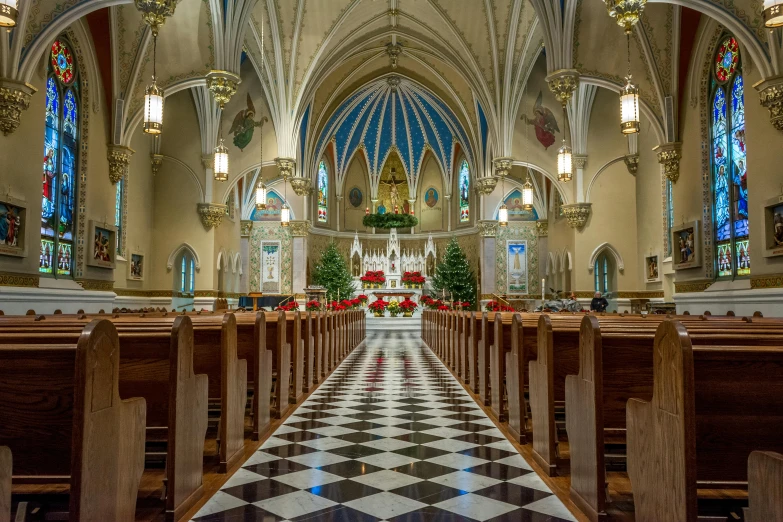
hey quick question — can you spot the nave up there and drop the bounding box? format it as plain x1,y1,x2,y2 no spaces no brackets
191,322,576,522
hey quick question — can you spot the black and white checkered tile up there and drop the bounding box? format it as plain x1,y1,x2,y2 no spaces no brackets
191,325,577,522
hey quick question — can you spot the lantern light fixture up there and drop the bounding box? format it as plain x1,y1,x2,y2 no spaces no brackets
213,139,229,181
522,175,534,210
143,34,164,135
619,33,640,134
0,0,18,28
764,0,783,27
255,181,267,210
281,203,290,226
498,204,508,227
557,105,573,182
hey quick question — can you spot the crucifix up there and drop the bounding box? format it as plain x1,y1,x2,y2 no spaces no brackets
379,168,403,212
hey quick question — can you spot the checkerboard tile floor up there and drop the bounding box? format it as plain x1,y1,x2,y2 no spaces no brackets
191,327,578,521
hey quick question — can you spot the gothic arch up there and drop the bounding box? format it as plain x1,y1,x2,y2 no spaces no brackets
167,243,201,272
587,242,625,273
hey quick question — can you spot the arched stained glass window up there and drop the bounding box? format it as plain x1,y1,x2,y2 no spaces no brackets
115,178,123,255
458,160,470,223
666,180,674,256
181,256,187,293
594,253,612,293
41,39,79,277
711,36,749,278
317,160,328,223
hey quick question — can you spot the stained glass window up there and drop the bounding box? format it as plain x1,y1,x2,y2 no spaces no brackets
711,35,749,278
594,253,611,293
180,256,187,293
189,259,195,293
317,160,328,223
40,39,79,278
115,178,123,255
459,160,470,223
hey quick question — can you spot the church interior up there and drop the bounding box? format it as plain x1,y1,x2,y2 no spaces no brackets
0,0,782,520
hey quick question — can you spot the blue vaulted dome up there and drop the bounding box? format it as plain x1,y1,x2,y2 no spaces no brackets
313,76,473,190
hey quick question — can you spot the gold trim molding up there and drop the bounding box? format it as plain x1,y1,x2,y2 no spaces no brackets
114,289,174,297
751,274,783,289
77,279,114,291
0,272,39,287
674,280,713,293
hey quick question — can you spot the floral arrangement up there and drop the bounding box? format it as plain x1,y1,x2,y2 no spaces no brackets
360,270,386,287
276,301,299,312
387,300,401,316
484,300,515,312
341,299,356,310
437,305,450,311
357,294,368,304
327,300,347,311
368,300,387,313
453,301,471,309
363,213,418,229
401,271,425,287
399,299,418,311
305,300,322,312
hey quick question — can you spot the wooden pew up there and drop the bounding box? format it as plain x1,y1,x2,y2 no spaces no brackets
286,311,304,405
303,312,316,392
626,320,783,522
0,320,146,522
477,313,495,406
0,447,9,522
745,451,783,522
490,313,515,421
468,312,482,396
264,311,291,419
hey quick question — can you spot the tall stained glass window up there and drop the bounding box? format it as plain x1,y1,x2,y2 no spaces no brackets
40,39,79,277
666,180,674,256
317,160,328,223
115,178,123,255
711,36,749,278
458,159,470,222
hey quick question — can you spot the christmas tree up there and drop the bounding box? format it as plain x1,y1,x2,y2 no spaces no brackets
311,242,355,302
431,238,477,309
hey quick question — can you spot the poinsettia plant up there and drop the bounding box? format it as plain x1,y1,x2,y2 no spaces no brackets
276,301,299,312
401,271,426,285
368,299,387,312
420,295,434,307
437,305,450,311
399,299,418,311
305,300,322,312
484,300,514,312
360,270,386,284
453,301,471,309
357,294,368,303
326,300,347,311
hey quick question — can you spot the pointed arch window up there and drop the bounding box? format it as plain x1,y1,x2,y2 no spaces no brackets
666,179,674,256
458,159,470,222
40,39,79,277
711,36,749,278
317,160,328,223
115,178,124,255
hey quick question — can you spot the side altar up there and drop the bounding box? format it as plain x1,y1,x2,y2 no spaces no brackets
350,229,436,306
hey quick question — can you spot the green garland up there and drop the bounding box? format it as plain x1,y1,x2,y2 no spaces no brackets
362,213,419,229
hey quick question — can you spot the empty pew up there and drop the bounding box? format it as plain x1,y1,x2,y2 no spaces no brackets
0,320,146,522
745,451,783,522
626,320,783,522
490,313,515,421
264,311,291,419
1,447,9,522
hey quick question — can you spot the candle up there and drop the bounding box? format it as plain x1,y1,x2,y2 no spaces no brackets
394,205,399,214
542,279,545,301
365,207,370,215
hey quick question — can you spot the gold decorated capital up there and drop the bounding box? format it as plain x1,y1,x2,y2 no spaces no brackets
475,176,498,195
754,76,783,132
536,220,549,237
545,69,579,105
562,203,592,229
624,154,639,175
206,70,241,108
240,219,253,237
477,220,498,237
275,157,296,180
135,0,177,35
290,177,312,196
197,203,228,230
151,153,163,176
386,43,402,69
0,80,36,136
603,0,646,33
107,145,134,184
653,142,682,183
289,220,311,237
493,157,513,177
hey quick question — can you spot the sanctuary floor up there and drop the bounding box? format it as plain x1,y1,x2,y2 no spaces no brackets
190,321,578,522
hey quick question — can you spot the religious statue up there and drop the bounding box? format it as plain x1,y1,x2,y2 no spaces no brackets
228,93,267,151
379,168,403,211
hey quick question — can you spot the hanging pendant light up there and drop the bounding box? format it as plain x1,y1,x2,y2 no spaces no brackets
498,169,508,227
522,174,534,210
558,105,573,182
143,34,164,135
620,33,640,134
281,203,291,226
255,181,267,210
213,138,229,181
0,0,18,28
764,0,783,27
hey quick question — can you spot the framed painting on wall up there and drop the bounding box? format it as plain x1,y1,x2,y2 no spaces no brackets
128,251,145,281
506,240,528,294
87,221,117,269
671,221,701,270
0,196,26,258
644,253,661,282
261,241,281,293
763,194,783,258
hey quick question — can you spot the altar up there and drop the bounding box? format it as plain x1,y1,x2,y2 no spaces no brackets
372,290,418,302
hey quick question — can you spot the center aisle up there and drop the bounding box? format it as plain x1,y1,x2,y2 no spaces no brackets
191,321,577,521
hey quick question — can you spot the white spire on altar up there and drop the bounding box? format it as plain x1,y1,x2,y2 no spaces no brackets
350,229,435,278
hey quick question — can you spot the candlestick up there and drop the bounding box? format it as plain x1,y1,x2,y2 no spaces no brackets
365,207,370,215
541,278,545,301
394,205,399,214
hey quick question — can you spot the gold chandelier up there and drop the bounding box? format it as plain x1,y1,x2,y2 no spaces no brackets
135,0,177,37
602,0,646,32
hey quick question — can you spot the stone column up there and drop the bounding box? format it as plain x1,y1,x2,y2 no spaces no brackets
573,155,587,203
408,198,416,233
444,195,452,232
336,195,343,232
478,220,498,301
290,220,311,300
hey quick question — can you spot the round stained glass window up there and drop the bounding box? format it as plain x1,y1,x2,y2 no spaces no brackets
715,37,739,83
50,40,75,85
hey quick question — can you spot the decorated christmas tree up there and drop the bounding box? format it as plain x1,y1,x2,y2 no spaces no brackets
431,238,477,309
311,242,355,302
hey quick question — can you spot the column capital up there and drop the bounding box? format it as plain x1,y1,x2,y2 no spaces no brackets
289,220,311,237
624,154,640,175
652,142,682,183
493,157,514,177
197,202,227,230
754,75,783,133
477,220,498,237
206,70,240,108
275,157,296,180
0,79,36,136
545,69,580,105
572,154,588,170
536,219,549,237
475,177,498,195
107,145,134,184
562,202,592,229
150,153,164,176
240,219,253,237
290,177,312,195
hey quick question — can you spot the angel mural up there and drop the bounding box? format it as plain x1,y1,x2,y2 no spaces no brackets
229,93,267,151
521,91,559,149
